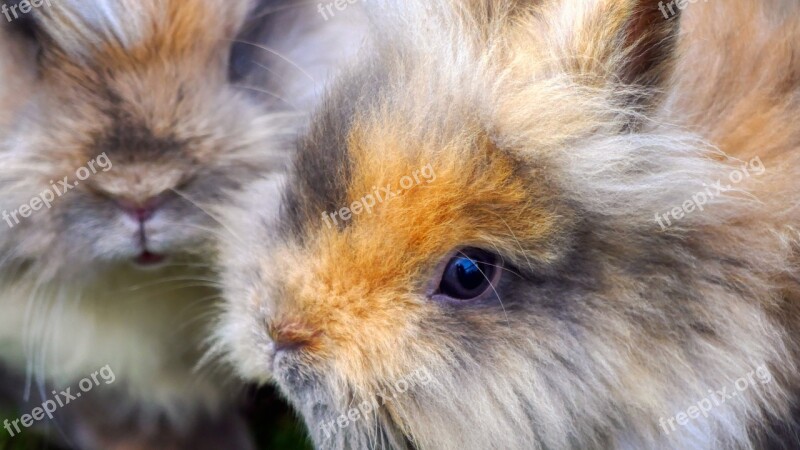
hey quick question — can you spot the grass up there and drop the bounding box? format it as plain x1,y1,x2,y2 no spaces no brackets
246,386,314,450
0,407,50,450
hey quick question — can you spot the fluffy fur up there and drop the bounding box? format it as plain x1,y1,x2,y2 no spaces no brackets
0,0,365,448
216,0,800,449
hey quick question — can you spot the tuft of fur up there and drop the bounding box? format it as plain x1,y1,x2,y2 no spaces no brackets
216,0,800,449
0,0,366,447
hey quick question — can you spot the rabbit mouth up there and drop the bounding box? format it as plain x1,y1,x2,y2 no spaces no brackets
132,250,167,268
130,218,169,268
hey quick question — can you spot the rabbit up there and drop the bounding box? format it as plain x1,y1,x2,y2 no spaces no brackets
0,0,366,448
213,0,800,449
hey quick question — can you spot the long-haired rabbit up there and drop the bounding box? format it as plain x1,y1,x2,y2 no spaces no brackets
215,0,800,448
0,0,364,448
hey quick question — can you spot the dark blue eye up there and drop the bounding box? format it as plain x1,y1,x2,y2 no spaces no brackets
438,249,499,300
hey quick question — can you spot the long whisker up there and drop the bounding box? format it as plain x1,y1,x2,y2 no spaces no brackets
22,278,47,402
490,211,535,274
36,288,74,450
230,40,316,84
161,261,216,270
481,261,524,280
169,188,246,247
161,220,236,242
244,0,319,23
175,305,225,335
233,83,301,111
251,61,289,85
457,250,510,326
121,276,223,292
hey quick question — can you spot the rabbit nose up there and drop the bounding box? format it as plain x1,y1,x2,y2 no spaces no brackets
114,195,167,222
268,319,321,353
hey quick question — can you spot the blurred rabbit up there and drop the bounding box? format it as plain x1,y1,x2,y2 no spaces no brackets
0,0,365,448
215,0,800,449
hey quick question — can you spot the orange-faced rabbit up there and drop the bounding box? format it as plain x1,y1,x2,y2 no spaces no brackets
215,0,800,448
0,0,365,448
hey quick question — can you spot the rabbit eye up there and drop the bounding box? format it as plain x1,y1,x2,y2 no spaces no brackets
437,248,500,300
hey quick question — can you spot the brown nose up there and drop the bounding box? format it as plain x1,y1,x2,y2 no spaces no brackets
268,319,321,353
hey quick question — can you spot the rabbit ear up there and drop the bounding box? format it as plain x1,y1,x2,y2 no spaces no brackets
32,0,249,62
545,0,681,100
33,0,149,58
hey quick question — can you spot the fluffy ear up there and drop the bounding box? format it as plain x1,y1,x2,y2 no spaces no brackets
29,0,149,59
447,0,681,95
546,0,682,96
30,0,250,62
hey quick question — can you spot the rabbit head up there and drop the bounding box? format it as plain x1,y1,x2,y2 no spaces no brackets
0,0,295,280
216,1,800,449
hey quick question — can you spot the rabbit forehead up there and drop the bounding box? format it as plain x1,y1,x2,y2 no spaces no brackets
340,119,565,261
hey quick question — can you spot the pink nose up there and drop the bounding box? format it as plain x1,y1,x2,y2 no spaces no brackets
267,318,321,353
114,197,164,222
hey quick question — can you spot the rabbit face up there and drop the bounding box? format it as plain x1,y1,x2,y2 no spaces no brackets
0,0,290,277
217,0,799,449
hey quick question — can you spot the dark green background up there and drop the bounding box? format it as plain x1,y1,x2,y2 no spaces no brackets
0,386,312,450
